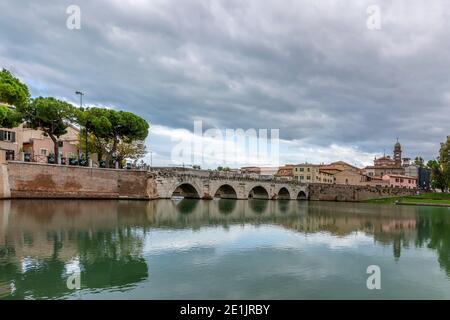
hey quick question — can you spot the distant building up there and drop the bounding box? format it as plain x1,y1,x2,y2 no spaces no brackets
240,166,279,178
293,163,334,184
259,167,280,177
417,167,431,190
275,164,294,180
404,164,431,190
325,161,361,173
240,166,260,175
382,174,417,189
333,170,388,187
363,140,406,177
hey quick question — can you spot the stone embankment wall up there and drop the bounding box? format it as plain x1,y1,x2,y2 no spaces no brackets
1,162,157,199
308,183,416,202
0,162,418,201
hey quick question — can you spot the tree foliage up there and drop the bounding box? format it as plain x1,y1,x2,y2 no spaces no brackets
116,140,147,164
75,107,149,167
427,136,450,192
427,160,447,192
437,135,450,191
22,97,75,163
0,68,150,168
0,69,30,109
0,105,22,128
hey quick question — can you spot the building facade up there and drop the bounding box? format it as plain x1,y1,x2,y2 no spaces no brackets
275,164,294,180
333,170,388,187
0,123,80,162
404,164,431,190
325,161,361,173
382,174,417,189
293,164,334,184
363,140,406,177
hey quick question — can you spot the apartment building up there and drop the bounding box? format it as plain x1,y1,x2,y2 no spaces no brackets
293,163,334,184
0,123,79,162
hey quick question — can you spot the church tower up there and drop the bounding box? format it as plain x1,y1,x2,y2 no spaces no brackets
393,139,402,167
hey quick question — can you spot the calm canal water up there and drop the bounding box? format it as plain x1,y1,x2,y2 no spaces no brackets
0,199,450,299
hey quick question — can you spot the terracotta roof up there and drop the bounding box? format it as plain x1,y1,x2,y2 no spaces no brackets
330,161,361,169
383,174,416,179
364,166,403,169
319,165,343,171
294,163,321,167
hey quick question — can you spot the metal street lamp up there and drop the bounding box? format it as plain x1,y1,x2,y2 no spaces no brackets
75,91,88,164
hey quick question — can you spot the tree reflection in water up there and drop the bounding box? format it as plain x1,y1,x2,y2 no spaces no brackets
1,199,450,299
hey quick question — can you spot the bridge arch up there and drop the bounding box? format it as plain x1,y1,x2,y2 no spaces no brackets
248,185,269,199
213,184,238,199
277,187,291,200
171,183,201,199
297,190,307,200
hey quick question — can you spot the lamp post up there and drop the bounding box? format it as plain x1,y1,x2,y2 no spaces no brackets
75,91,88,164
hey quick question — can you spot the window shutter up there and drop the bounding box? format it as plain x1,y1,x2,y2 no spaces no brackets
11,131,16,142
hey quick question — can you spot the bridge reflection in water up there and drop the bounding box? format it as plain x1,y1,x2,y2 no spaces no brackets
0,199,450,299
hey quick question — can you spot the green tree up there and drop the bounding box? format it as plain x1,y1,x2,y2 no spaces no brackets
0,105,22,128
108,110,149,159
75,107,149,167
22,97,75,164
438,135,450,190
77,132,103,159
116,140,147,167
427,159,447,192
0,69,30,109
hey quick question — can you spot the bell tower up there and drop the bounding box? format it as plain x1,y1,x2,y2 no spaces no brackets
393,138,402,167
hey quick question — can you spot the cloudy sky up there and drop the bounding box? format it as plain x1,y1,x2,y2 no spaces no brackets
1,0,449,168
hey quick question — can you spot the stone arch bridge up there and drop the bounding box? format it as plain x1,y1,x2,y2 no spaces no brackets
151,170,308,200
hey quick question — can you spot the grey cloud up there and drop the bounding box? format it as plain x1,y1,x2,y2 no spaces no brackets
0,0,449,162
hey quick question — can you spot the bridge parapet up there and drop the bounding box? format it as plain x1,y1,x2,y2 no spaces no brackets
151,168,309,200
151,169,307,186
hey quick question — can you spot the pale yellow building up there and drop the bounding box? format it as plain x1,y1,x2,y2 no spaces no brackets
293,163,334,184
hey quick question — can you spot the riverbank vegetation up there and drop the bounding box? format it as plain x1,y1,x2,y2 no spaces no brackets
0,68,149,167
365,192,450,206
427,136,450,192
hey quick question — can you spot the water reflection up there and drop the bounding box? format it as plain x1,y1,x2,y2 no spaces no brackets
0,199,449,299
